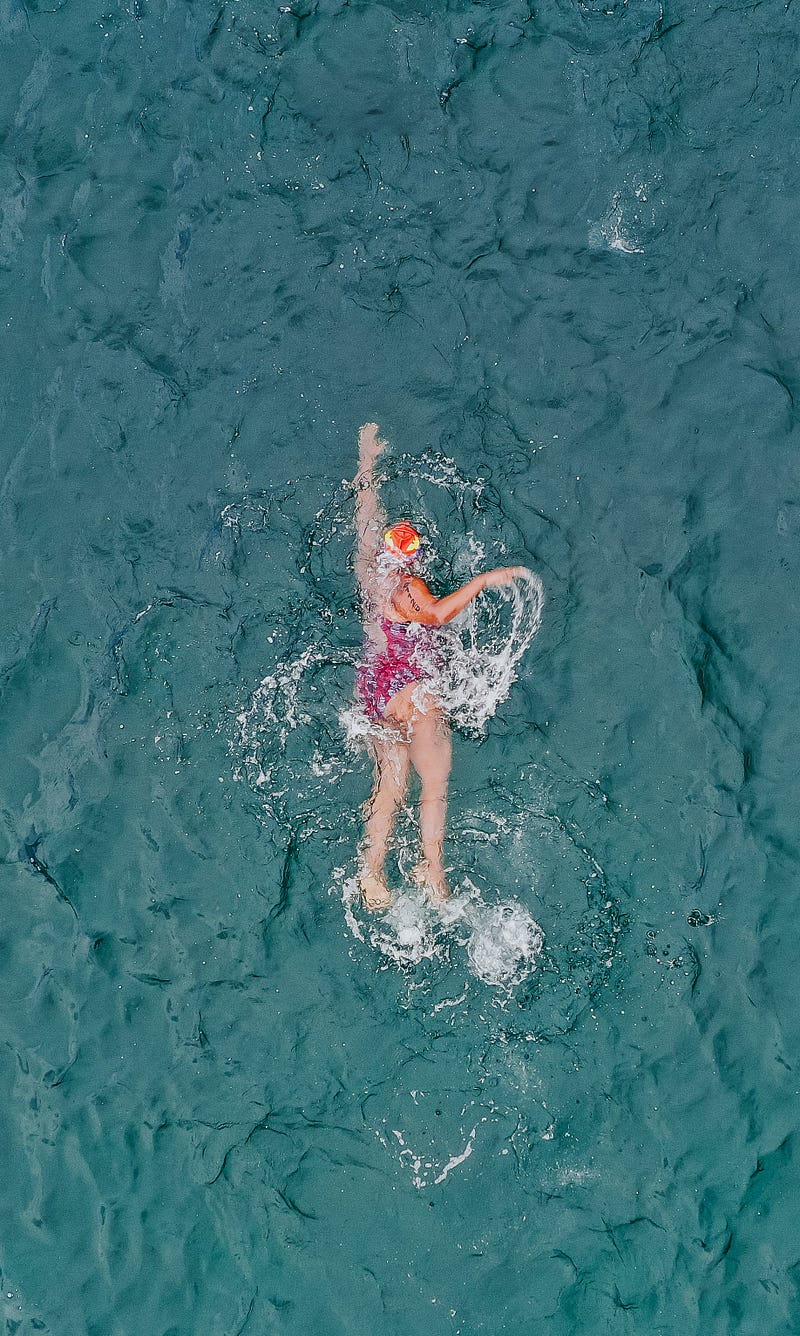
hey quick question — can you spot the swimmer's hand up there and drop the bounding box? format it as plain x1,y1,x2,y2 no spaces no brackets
483,566,528,588
357,422,387,472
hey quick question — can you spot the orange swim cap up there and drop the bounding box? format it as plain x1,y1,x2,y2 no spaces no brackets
384,522,421,558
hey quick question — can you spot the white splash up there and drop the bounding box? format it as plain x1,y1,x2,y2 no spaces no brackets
433,1128,478,1184
467,901,545,988
440,880,545,989
236,644,321,750
341,877,449,968
376,1116,489,1190
340,872,544,991
398,449,486,503
422,568,545,734
590,191,644,254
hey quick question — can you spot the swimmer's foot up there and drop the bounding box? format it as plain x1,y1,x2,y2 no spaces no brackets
410,862,451,903
359,872,393,912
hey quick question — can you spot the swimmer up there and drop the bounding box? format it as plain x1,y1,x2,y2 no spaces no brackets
352,422,525,910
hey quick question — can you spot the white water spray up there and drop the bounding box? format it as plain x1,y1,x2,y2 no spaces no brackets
340,873,544,991
416,567,544,734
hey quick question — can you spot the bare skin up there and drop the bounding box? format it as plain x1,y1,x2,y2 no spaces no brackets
353,423,525,910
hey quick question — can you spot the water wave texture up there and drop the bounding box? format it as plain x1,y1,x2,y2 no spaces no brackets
3,0,800,1332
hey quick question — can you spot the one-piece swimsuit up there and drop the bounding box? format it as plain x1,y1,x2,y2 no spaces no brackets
356,617,439,722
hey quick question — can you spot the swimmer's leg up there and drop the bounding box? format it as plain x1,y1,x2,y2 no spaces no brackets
408,707,452,900
360,731,410,909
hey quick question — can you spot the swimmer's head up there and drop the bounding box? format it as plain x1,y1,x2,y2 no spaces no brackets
384,522,421,560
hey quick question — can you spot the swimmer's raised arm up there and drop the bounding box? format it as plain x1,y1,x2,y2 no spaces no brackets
356,421,385,481
353,422,388,597
393,566,527,626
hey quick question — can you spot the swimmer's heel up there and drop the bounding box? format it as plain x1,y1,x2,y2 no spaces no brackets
359,872,394,912
410,862,451,902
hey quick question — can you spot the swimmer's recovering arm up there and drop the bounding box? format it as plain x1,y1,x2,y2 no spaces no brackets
393,567,527,626
353,422,388,595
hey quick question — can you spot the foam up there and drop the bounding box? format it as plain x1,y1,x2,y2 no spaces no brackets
340,871,544,992
421,567,544,734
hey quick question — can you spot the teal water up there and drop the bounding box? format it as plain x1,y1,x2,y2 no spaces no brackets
2,0,800,1332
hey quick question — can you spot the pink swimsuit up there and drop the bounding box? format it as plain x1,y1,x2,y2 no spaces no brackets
356,618,439,722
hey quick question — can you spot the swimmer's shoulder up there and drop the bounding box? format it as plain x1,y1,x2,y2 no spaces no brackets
391,574,438,624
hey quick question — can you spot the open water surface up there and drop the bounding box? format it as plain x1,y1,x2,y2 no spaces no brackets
2,0,800,1332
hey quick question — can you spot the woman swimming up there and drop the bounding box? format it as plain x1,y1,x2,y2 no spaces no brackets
353,423,526,910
